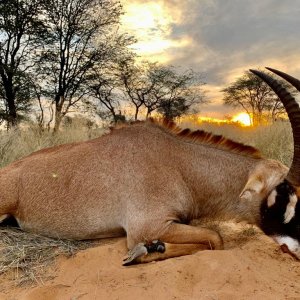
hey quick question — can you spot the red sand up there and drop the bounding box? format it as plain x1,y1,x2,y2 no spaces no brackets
1,224,299,300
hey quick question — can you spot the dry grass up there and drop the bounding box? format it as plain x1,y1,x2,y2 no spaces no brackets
0,119,106,286
180,120,293,166
0,228,93,287
0,119,106,168
0,119,294,286
0,119,293,168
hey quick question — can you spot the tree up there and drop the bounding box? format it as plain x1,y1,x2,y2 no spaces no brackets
222,71,292,125
0,0,46,127
118,59,145,121
40,0,126,131
87,67,124,124
143,63,174,118
158,97,189,120
154,67,205,120
26,71,50,130
86,39,134,124
119,61,206,120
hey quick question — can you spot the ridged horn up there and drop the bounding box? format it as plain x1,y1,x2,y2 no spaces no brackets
250,69,300,186
266,67,300,92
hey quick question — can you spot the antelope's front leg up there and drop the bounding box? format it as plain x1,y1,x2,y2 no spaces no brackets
123,240,166,266
123,223,224,265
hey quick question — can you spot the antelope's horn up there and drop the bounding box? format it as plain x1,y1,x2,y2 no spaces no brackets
250,69,300,186
266,67,300,92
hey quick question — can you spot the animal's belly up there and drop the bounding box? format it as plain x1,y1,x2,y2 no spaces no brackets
15,214,126,240
15,190,126,240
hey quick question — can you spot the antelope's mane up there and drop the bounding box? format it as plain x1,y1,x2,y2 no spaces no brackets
113,118,261,158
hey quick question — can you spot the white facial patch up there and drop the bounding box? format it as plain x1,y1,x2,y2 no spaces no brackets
284,194,298,224
273,235,300,259
267,190,277,207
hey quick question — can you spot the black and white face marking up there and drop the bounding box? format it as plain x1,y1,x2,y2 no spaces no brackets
260,180,300,259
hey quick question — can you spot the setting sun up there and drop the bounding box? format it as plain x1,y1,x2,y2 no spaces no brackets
232,113,252,126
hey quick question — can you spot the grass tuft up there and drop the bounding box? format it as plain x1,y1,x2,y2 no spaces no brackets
0,227,93,286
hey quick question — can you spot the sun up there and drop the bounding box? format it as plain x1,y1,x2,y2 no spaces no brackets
232,113,252,126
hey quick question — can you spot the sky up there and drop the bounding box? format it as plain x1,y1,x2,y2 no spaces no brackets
121,0,300,118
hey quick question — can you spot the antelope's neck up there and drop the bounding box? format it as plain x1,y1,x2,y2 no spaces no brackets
176,143,263,225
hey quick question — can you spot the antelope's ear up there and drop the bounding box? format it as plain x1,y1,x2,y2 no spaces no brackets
239,176,264,200
240,160,288,201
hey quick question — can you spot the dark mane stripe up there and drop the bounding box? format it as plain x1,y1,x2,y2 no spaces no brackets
149,118,261,158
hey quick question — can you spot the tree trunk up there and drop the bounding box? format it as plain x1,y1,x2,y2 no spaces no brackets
53,96,64,132
53,95,65,133
112,110,118,124
54,109,63,133
7,101,17,128
146,108,152,119
134,106,139,121
6,80,18,128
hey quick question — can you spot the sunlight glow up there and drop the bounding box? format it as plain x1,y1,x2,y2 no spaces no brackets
231,113,252,126
132,38,191,55
122,3,165,31
121,1,190,62
198,116,229,125
191,113,252,127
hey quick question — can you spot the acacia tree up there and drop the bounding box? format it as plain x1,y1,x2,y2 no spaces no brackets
222,71,292,125
0,0,46,127
85,37,134,124
155,67,205,120
118,59,145,120
40,0,125,131
118,61,173,120
87,67,124,123
142,63,173,118
119,61,206,120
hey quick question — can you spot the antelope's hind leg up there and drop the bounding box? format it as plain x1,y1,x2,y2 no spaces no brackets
123,223,224,265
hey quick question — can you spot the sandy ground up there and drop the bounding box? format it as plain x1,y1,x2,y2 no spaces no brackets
0,224,299,300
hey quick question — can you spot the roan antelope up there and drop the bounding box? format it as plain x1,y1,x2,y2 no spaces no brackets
0,68,299,265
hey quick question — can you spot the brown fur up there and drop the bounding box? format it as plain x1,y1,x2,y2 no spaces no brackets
0,120,288,263
135,243,210,264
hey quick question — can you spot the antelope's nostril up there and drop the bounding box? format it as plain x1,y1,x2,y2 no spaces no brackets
274,235,300,260
280,243,290,253
280,244,300,260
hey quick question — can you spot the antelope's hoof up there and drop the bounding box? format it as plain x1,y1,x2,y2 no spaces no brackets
145,240,166,253
123,243,148,266
122,240,166,266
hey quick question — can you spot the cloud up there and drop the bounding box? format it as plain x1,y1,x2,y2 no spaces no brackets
121,0,300,117
121,0,189,62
